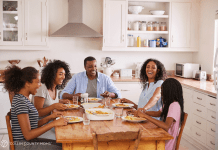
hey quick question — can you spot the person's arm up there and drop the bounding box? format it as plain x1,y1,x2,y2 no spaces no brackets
120,98,137,109
60,75,77,99
106,77,121,98
142,87,161,110
62,93,81,100
17,114,67,141
144,110,162,117
38,112,63,127
34,96,68,117
136,110,174,132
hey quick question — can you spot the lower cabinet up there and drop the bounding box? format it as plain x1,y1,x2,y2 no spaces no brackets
114,82,142,105
183,85,216,150
0,84,10,133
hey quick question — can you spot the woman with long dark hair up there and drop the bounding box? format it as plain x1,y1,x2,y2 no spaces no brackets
121,58,166,115
136,78,184,150
3,65,67,150
33,60,72,117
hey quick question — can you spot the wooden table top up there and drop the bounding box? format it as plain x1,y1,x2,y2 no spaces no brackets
55,101,173,143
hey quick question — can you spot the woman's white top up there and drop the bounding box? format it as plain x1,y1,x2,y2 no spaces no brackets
32,83,59,107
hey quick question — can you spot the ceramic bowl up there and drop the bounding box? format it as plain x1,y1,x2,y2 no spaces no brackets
149,10,165,15
128,6,144,14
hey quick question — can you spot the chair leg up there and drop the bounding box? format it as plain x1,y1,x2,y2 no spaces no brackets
92,132,98,150
133,129,143,150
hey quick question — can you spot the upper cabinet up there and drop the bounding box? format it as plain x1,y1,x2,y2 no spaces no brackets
0,0,48,50
102,0,199,52
171,2,191,48
103,0,126,47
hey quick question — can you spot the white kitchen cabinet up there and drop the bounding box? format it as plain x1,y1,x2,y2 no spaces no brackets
114,82,141,104
24,0,47,46
103,0,126,48
0,0,48,50
182,85,216,150
0,83,10,133
0,0,23,45
171,2,191,48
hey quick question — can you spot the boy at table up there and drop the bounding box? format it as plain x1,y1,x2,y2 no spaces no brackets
60,56,121,100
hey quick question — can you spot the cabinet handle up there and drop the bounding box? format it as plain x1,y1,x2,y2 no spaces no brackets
211,115,216,119
197,97,202,100
121,89,130,91
210,141,215,145
196,121,201,124
210,103,216,106
196,109,202,112
196,132,201,136
211,128,215,132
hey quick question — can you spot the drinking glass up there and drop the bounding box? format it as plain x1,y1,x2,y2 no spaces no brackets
81,93,88,103
83,113,90,125
72,96,78,105
115,107,123,118
104,97,111,108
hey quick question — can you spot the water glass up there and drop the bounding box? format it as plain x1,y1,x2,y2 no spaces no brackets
104,97,111,108
115,107,123,118
81,93,89,103
72,96,78,105
83,113,90,125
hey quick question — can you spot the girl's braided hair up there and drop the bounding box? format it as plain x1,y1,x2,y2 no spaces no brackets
160,78,184,126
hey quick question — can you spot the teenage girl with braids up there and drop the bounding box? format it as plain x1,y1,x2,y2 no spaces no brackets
135,78,184,150
3,65,68,150
121,58,167,119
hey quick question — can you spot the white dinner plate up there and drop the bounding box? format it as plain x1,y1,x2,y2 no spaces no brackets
81,103,103,109
56,116,83,123
64,104,80,110
88,97,102,102
112,103,134,108
121,116,146,123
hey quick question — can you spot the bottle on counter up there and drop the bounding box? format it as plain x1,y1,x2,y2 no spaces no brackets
137,36,141,47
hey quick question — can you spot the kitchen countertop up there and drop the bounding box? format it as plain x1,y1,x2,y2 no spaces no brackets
111,76,217,97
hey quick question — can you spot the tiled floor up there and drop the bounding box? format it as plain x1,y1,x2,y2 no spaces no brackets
0,133,199,150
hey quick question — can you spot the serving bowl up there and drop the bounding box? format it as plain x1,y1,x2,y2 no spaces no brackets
149,10,165,15
128,6,144,14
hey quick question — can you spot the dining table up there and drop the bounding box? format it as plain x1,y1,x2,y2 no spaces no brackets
54,100,173,150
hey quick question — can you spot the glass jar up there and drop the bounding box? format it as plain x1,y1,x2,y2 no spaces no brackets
141,21,147,31
147,21,153,31
160,22,167,31
154,21,160,31
128,21,131,30
133,21,139,31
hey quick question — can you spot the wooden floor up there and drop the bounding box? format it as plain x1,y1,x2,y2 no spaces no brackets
0,133,199,150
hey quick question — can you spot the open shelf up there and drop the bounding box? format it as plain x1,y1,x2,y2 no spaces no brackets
3,28,18,31
3,11,18,14
127,30,168,34
128,14,169,18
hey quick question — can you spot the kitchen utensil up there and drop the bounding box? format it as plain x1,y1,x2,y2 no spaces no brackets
149,10,165,15
128,6,144,14
103,67,114,76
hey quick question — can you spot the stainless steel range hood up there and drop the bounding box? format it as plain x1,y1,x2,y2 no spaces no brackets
50,0,102,37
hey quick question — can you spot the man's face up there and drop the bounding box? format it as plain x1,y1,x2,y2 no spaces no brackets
85,60,97,77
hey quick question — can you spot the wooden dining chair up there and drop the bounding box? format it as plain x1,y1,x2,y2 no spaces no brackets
92,129,143,150
175,112,188,150
6,111,15,150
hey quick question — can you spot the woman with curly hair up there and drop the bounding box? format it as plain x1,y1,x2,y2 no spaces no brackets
32,60,71,117
136,78,184,150
3,65,67,150
121,58,166,117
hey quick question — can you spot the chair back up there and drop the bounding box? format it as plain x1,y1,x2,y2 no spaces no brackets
175,112,188,150
92,129,142,150
6,111,15,150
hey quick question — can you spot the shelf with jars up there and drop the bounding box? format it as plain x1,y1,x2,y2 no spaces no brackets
127,1,170,48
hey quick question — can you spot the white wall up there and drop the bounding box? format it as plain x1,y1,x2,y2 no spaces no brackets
193,0,218,74
0,0,194,73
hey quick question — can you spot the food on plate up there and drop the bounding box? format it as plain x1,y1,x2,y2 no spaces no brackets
125,116,146,121
65,117,80,122
93,105,105,108
67,104,79,108
115,104,129,107
88,98,99,101
86,110,111,115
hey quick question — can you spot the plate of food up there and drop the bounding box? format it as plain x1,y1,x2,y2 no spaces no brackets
81,103,103,109
56,116,83,123
64,104,80,109
88,97,102,102
122,116,146,123
86,110,112,116
85,108,114,120
112,103,134,108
